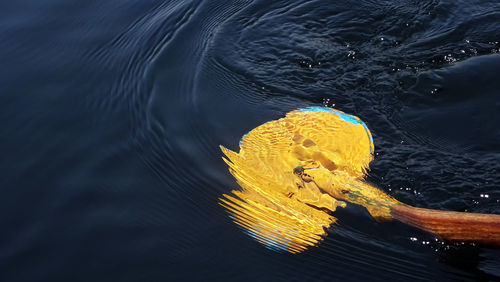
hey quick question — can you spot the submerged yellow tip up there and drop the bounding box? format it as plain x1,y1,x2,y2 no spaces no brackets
219,107,397,253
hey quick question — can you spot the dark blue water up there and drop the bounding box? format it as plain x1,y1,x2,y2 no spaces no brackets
1,0,499,281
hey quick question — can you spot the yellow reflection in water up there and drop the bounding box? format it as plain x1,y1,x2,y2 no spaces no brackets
220,107,400,253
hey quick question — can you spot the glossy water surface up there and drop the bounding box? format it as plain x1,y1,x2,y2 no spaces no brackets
1,0,499,281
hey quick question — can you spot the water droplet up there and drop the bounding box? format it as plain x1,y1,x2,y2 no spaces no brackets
430,88,439,94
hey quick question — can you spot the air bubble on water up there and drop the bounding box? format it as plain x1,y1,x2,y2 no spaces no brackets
322,98,336,108
299,60,313,69
444,54,456,63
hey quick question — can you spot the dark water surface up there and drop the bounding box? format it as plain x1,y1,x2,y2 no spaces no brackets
1,0,500,281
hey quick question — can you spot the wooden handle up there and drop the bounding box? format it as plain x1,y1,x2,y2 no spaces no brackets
391,204,500,247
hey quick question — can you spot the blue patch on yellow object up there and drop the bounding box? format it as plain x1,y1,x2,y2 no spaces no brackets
298,106,361,125
239,119,274,147
360,122,374,153
239,132,249,146
239,107,374,154
298,106,374,153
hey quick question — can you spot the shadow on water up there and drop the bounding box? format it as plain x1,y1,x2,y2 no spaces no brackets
0,0,499,281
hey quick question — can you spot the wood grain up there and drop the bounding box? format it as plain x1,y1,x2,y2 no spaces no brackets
391,204,500,247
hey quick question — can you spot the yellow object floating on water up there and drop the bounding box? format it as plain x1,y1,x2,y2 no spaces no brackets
220,107,401,253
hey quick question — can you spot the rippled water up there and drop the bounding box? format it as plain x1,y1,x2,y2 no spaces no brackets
1,0,499,281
